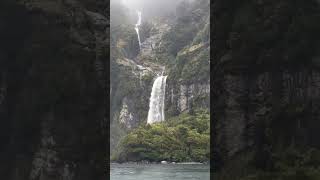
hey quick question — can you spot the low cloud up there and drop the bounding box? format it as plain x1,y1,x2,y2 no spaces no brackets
120,0,185,18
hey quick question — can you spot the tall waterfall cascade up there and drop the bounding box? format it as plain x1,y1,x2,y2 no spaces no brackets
147,74,167,124
135,10,142,50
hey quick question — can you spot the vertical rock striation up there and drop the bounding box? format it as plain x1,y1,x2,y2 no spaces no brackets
0,0,108,179
212,0,320,174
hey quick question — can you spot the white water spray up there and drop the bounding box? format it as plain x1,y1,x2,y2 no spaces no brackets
135,10,142,50
147,73,167,124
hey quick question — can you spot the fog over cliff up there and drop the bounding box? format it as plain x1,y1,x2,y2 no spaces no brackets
114,0,192,20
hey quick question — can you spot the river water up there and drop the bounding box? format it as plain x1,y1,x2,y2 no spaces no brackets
110,163,210,180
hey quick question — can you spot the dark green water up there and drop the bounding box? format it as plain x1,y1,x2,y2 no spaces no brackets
111,163,210,180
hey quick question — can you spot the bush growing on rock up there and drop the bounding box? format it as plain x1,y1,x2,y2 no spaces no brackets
112,109,210,162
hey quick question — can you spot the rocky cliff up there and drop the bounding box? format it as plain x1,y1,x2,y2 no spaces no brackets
110,0,210,156
0,0,108,179
212,0,320,178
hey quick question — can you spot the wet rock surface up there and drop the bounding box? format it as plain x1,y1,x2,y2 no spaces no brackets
0,1,108,179
212,0,320,175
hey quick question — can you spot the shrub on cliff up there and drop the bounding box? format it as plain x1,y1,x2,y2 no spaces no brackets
112,109,210,162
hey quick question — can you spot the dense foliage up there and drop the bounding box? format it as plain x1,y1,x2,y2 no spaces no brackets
112,109,210,162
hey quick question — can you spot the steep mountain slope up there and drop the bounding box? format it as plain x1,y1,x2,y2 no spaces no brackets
0,1,108,179
212,0,320,179
110,0,210,158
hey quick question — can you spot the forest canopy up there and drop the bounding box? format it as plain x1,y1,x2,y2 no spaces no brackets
112,109,210,163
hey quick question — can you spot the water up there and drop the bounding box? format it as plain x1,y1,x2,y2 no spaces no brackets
135,10,142,50
110,163,210,180
147,75,167,124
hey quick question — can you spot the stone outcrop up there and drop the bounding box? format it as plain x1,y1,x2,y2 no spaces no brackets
212,0,320,173
166,83,210,114
0,0,108,179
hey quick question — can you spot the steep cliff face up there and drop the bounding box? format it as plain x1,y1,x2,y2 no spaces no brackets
110,1,154,153
110,0,210,157
0,1,107,179
212,0,320,177
164,0,210,117
110,54,155,152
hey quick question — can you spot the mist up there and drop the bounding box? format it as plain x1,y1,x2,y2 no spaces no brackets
119,0,188,19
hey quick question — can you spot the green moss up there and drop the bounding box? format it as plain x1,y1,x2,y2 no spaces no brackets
192,21,210,45
180,47,210,83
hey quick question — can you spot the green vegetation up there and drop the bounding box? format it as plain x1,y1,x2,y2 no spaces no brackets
158,0,209,57
181,47,210,84
111,109,210,163
192,21,210,46
109,0,210,159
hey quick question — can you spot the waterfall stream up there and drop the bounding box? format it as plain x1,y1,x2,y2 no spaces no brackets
147,74,167,124
135,10,142,50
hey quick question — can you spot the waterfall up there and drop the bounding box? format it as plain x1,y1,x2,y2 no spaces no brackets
147,74,167,124
135,10,142,50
